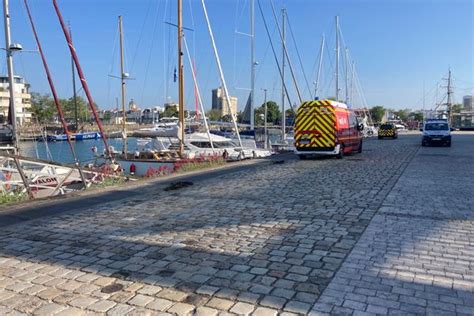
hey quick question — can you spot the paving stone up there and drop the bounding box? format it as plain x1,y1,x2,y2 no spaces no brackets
252,307,278,316
106,303,135,315
195,306,219,316
86,299,116,313
230,302,255,315
167,302,195,314
146,298,174,311
32,302,66,315
206,297,235,311
128,294,155,307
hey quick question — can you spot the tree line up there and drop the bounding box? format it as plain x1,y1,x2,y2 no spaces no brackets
30,92,93,124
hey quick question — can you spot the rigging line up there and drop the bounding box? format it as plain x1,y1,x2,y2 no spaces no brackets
255,26,276,82
165,0,174,102
140,0,161,106
256,0,294,111
106,22,120,109
285,11,312,100
308,35,323,93
130,0,153,73
269,0,303,103
162,0,169,104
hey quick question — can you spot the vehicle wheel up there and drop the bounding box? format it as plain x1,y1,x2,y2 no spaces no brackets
446,141,451,147
378,136,382,140
336,145,344,159
421,141,426,147
357,141,363,153
393,135,398,139
299,154,307,160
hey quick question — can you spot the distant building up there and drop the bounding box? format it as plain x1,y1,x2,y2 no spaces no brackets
463,95,473,112
211,87,238,118
0,75,31,124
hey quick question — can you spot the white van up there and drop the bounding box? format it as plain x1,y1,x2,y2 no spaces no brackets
421,119,451,147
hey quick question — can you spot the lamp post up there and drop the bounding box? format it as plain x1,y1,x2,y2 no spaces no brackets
3,0,22,153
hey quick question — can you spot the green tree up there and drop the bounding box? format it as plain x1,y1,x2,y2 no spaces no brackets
409,111,424,122
393,108,411,122
369,106,386,123
162,106,178,118
221,114,232,122
206,109,221,121
451,104,463,114
255,101,281,126
30,93,55,123
63,96,90,122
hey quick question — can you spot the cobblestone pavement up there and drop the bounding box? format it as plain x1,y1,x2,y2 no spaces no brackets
312,134,474,315
0,134,470,315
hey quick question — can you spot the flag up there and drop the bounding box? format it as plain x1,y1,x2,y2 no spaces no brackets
173,67,177,83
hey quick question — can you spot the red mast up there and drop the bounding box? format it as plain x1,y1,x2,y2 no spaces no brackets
23,0,85,183
52,0,112,159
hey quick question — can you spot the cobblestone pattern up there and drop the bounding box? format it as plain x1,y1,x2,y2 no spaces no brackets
0,137,418,315
312,134,474,315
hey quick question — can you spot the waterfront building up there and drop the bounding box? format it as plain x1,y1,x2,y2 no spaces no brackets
463,95,473,111
211,87,238,118
0,75,32,124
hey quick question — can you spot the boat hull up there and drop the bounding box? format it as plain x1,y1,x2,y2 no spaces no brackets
115,158,176,177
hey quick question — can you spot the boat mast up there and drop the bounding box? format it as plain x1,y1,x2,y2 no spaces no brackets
2,0,19,153
447,68,452,124
281,7,286,142
250,0,255,130
314,34,325,99
53,0,113,159
201,0,243,149
335,16,340,102
69,25,78,132
345,48,349,104
350,61,355,104
119,16,127,155
178,0,185,155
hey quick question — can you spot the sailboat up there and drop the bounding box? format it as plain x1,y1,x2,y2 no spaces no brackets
0,0,118,199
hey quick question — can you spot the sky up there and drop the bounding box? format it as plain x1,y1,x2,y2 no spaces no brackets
0,0,473,112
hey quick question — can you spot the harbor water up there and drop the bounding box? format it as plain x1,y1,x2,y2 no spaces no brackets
18,138,132,165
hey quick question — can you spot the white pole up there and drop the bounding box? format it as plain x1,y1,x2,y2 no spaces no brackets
350,61,355,104
201,0,243,149
315,34,325,99
281,8,286,143
250,0,255,130
183,36,214,152
345,48,349,104
3,0,19,153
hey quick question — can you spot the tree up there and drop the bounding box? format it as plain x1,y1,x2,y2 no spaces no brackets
30,93,55,123
393,108,410,122
409,112,424,122
162,106,178,118
206,109,221,121
369,106,386,123
451,104,463,114
63,96,90,122
255,101,281,126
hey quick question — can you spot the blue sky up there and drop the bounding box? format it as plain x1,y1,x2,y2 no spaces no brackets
1,0,472,111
